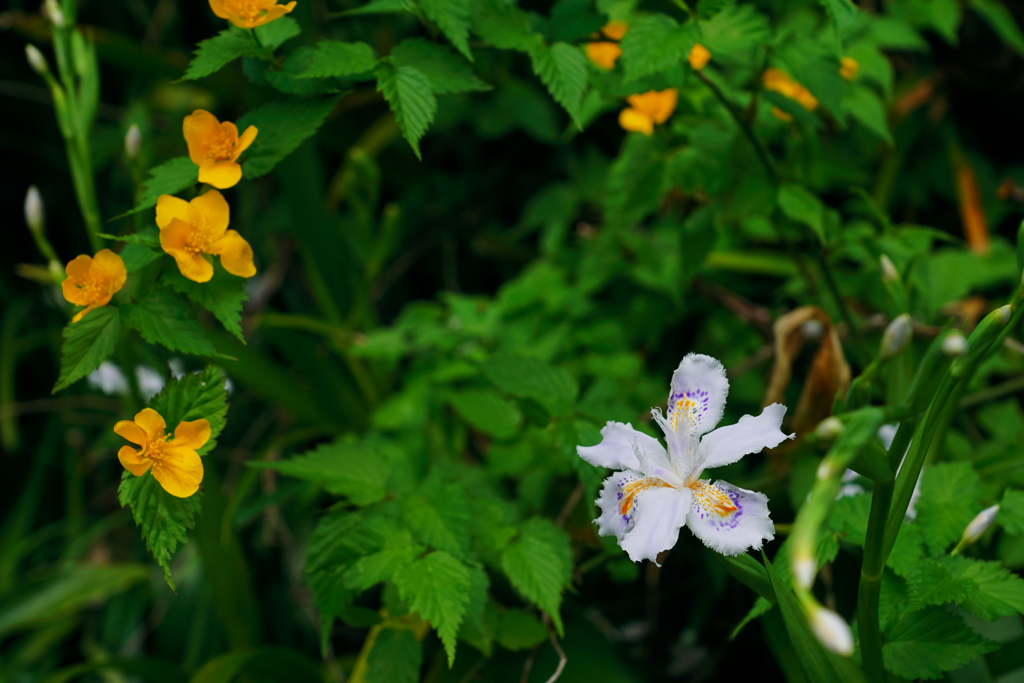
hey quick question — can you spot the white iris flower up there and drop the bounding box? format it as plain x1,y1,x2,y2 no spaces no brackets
577,354,793,564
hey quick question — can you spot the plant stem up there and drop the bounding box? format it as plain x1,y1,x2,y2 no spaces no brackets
857,475,893,682
694,70,778,182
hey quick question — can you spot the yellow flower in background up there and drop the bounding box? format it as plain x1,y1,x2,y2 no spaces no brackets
183,110,257,189
771,107,794,122
688,43,711,70
208,0,296,29
115,408,209,498
763,68,818,112
157,190,256,283
840,56,860,81
586,20,629,70
618,89,678,136
61,249,127,322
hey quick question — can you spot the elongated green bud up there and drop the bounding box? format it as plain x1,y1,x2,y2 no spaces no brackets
880,254,898,283
952,504,1000,555
880,314,912,359
43,0,64,26
124,123,141,160
954,305,1011,377
810,606,854,655
25,45,50,76
24,185,44,234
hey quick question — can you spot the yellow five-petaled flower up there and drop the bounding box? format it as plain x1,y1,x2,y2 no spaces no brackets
183,110,257,190
209,0,296,29
585,21,629,70
115,408,209,498
618,89,678,136
157,190,257,283
61,249,127,322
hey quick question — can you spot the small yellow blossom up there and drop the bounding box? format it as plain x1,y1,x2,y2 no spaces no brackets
601,20,629,41
157,190,256,283
688,43,711,70
115,408,209,498
183,110,258,190
209,0,296,29
61,249,127,322
586,21,629,70
771,106,794,122
763,68,818,112
840,56,859,81
618,89,678,136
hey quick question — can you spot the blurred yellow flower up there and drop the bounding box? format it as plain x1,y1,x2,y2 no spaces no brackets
61,249,127,322
115,408,209,498
771,106,794,122
586,21,629,70
157,190,256,283
840,56,859,81
183,110,257,190
619,89,678,136
763,68,818,112
209,0,296,29
688,43,711,70
601,20,629,40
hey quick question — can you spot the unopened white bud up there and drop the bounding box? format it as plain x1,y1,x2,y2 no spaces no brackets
124,124,141,160
880,314,912,359
792,553,815,590
963,504,999,545
996,304,1012,323
810,607,854,655
800,319,824,340
43,0,64,26
880,254,898,283
815,417,843,442
26,45,49,75
24,186,44,233
942,332,967,357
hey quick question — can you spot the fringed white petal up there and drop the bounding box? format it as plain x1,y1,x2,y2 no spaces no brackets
577,421,669,474
619,485,693,566
667,354,729,438
594,470,641,541
698,403,793,471
685,480,774,556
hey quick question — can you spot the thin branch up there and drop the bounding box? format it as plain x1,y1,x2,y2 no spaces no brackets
544,630,568,683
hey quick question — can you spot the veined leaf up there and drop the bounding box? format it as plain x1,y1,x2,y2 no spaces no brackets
916,461,982,556
447,388,522,438
123,157,198,217
341,0,416,15
237,97,340,178
148,365,229,454
941,556,1024,620
998,488,1024,535
123,289,218,357
165,262,248,343
375,61,437,159
254,16,301,48
471,0,539,52
283,40,378,79
844,86,893,145
185,27,271,81
883,606,998,680
905,558,975,610
401,476,470,555
391,39,491,94
53,307,122,393
119,243,162,273
528,42,588,128
479,355,577,416
619,14,695,82
249,438,391,505
819,0,859,34
393,551,471,666
419,0,473,61
500,518,571,635
699,4,770,59
365,629,422,683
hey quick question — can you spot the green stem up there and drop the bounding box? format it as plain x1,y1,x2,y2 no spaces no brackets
857,472,893,682
694,70,778,182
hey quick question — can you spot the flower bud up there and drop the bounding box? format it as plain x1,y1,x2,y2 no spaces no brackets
124,123,141,160
880,254,898,283
815,417,844,442
25,44,50,76
800,319,824,340
880,314,912,359
810,607,854,655
792,552,815,590
24,186,44,234
942,332,967,357
962,504,999,545
43,0,65,26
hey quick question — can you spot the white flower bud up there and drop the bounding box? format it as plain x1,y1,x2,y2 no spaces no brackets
942,332,967,357
815,417,843,442
800,319,824,340
124,123,141,160
24,185,44,233
810,607,854,655
880,314,912,359
25,44,49,75
880,254,898,283
43,0,65,26
792,552,815,590
996,304,1012,323
962,504,999,545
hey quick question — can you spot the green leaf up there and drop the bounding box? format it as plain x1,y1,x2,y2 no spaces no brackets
882,606,998,680
254,16,301,48
777,184,826,243
500,518,571,635
375,61,437,159
184,27,271,81
699,4,770,60
886,524,925,577
120,243,162,273
916,461,982,556
341,0,416,15
605,133,666,228
365,629,422,683
401,476,470,555
148,365,229,453
828,492,871,546
343,534,425,591
620,14,695,82
391,39,491,94
98,230,160,247
53,306,122,393
471,0,538,51
419,0,473,61
479,355,577,416
968,0,1024,56
283,40,379,79
941,556,1024,620
393,551,471,666
998,488,1024,535
118,472,203,589
250,438,391,505
125,157,198,217
237,97,340,178
497,609,548,651
447,388,523,439
529,42,588,127
165,262,248,342
123,289,218,357
843,86,893,145
905,558,975,610
819,0,859,34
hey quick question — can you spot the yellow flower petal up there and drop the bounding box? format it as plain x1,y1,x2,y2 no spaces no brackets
70,305,97,323
619,108,654,135
153,447,204,498
210,229,257,278
62,274,91,307
840,56,859,81
156,194,191,229
601,20,629,40
234,125,258,159
160,218,216,283
199,160,243,189
114,419,148,446
134,408,167,439
688,43,711,70
189,190,231,238
586,42,622,70
118,445,152,476
208,0,231,19
65,254,93,281
183,110,221,168
174,419,211,451
92,249,127,295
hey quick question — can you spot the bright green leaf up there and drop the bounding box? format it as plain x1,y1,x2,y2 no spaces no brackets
619,14,695,82
53,306,122,393
778,184,826,243
969,0,1024,55
125,157,198,217
250,438,391,505
998,489,1024,535
391,39,490,94
479,355,577,416
529,42,588,127
916,461,982,556
941,556,1024,620
283,40,378,79
419,0,473,61
883,606,998,680
393,551,471,666
905,558,976,610
184,27,272,81
123,289,217,357
375,61,437,159
844,85,894,145
500,518,571,635
165,262,248,343
447,389,523,439
237,97,340,178
147,365,229,453
471,0,538,51
401,475,470,555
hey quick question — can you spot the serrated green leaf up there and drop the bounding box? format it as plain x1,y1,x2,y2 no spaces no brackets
619,14,695,82
254,16,301,48
828,492,871,546
375,62,437,159
844,85,893,144
528,42,588,127
119,243,162,273
343,531,424,591
283,40,378,79
365,629,422,683
53,306,122,393
471,0,539,51
251,439,391,505
237,97,340,178
882,606,998,680
184,27,270,81
124,157,198,217
968,0,1024,55
905,558,976,610
165,262,248,342
699,4,770,60
941,556,1024,620
118,472,203,589
500,518,570,635
391,39,490,94
123,289,217,357
447,388,522,439
401,476,470,555
419,0,473,61
98,229,160,247
998,489,1024,535
479,355,577,416
819,0,859,33
393,551,471,666
916,461,982,556
148,366,229,453
886,524,925,577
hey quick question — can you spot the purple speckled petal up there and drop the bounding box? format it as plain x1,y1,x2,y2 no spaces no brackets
667,354,729,438
685,480,775,556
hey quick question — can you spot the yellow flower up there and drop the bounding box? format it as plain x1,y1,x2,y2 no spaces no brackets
618,89,678,136
115,408,209,498
61,249,127,323
586,21,629,70
771,106,794,122
156,190,256,283
209,0,296,29
183,110,258,190
601,20,629,41
762,68,818,111
688,43,711,70
840,56,859,81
